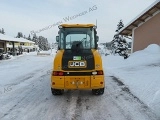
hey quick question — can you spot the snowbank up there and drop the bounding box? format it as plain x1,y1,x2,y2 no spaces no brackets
38,49,57,56
104,44,160,117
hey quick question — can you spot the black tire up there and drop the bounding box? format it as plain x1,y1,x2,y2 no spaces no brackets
92,88,104,95
51,88,64,95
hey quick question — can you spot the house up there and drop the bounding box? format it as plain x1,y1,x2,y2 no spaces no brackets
119,0,160,53
6,38,38,53
0,34,38,55
0,34,14,53
0,40,7,53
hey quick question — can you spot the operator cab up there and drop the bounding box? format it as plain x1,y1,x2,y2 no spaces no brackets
56,24,99,51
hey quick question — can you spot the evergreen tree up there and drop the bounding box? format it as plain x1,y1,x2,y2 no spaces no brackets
38,36,43,50
1,28,5,34
0,29,1,34
32,33,38,45
29,33,49,51
27,34,31,41
37,36,49,50
116,20,124,32
16,32,23,38
111,20,129,59
16,32,21,38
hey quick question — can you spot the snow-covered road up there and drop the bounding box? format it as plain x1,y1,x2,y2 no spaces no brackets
0,53,159,120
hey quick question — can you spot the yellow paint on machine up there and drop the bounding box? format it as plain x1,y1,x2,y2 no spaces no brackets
53,50,64,71
51,23,105,95
51,75,104,90
51,48,104,90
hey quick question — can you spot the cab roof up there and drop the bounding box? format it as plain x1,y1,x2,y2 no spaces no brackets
60,24,95,28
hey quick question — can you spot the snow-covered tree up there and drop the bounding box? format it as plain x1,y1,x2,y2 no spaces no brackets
111,20,129,59
116,20,124,32
32,33,38,44
31,33,49,51
37,36,49,50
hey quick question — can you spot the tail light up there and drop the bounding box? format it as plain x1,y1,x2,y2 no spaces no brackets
52,71,64,76
97,70,103,75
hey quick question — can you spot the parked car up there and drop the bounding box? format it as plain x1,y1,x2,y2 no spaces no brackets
105,53,109,56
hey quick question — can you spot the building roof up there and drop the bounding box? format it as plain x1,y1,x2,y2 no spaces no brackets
0,34,35,43
60,24,95,28
119,0,160,36
0,33,14,41
15,38,35,43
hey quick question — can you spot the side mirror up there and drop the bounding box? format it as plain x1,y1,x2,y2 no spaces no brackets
56,36,59,42
96,36,99,42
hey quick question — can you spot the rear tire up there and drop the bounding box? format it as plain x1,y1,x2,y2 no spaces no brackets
51,88,64,95
92,88,104,95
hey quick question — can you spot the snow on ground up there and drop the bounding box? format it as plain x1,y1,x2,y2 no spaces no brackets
0,45,160,119
0,50,56,88
104,44,160,117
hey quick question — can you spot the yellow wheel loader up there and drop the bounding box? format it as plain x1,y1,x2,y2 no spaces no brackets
51,24,105,95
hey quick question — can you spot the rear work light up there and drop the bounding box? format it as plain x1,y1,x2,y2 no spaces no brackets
52,71,64,76
92,71,97,75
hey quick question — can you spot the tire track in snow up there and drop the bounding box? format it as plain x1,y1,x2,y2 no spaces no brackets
0,84,38,119
0,64,52,120
71,93,83,120
109,76,159,120
1,71,159,120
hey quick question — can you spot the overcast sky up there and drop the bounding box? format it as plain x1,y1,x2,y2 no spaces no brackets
0,0,157,43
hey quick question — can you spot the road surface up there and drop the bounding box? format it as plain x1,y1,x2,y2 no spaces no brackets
0,54,159,120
